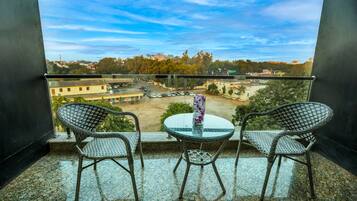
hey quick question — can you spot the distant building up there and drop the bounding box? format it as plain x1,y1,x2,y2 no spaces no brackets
227,69,238,75
149,53,168,61
247,69,273,76
291,60,300,64
49,79,143,104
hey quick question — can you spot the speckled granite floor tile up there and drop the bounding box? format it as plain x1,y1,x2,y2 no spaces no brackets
0,151,356,201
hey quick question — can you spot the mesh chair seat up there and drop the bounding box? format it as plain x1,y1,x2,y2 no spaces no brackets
83,133,139,158
244,131,306,156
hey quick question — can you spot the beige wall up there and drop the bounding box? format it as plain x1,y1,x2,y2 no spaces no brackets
68,93,144,103
50,85,107,96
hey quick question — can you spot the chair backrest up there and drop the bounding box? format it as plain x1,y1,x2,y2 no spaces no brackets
270,102,333,143
57,103,108,143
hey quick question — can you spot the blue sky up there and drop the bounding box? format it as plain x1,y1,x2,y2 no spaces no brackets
39,0,323,62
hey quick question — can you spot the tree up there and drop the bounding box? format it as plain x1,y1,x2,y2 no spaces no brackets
160,103,193,130
193,50,212,73
222,85,226,94
51,96,134,132
207,83,219,95
232,80,309,129
181,50,190,64
235,85,246,96
95,57,126,74
228,88,233,96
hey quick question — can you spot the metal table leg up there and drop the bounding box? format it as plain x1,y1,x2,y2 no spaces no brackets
178,140,228,199
174,155,183,172
179,141,191,199
174,138,183,172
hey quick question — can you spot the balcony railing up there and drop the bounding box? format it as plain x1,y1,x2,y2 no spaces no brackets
45,73,315,138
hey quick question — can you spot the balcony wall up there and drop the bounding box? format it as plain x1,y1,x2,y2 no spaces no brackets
0,0,54,186
311,0,357,175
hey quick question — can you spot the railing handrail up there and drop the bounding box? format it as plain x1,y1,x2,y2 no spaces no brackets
44,73,316,81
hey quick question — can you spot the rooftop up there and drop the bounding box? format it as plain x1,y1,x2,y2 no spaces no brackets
49,79,134,88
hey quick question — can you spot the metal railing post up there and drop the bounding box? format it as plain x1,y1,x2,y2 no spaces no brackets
306,75,316,101
66,127,71,139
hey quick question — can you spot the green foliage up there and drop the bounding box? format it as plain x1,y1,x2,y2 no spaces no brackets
208,59,312,76
47,51,312,77
228,88,233,96
51,96,134,132
95,57,127,74
236,85,246,96
160,103,193,131
207,83,219,95
232,80,309,130
222,85,226,94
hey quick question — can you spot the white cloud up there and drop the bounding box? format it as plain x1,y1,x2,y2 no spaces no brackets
113,9,188,26
47,25,146,35
240,35,268,44
44,40,86,52
81,37,163,45
262,0,323,22
184,0,216,6
44,39,138,55
191,13,209,20
183,0,255,7
287,39,316,45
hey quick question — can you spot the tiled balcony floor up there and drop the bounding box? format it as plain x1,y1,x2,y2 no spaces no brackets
0,151,356,201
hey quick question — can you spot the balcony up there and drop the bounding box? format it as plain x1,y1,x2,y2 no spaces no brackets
1,75,356,200
1,1,357,201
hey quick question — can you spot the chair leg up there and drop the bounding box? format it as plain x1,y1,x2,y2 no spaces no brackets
139,142,144,168
277,155,282,167
75,156,83,201
93,159,97,170
212,162,226,193
306,152,316,199
260,159,274,201
179,163,191,199
235,140,242,167
128,158,139,201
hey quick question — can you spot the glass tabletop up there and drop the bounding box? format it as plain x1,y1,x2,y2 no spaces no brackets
163,113,235,142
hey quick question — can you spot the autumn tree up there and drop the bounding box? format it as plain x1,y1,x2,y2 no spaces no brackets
95,58,127,74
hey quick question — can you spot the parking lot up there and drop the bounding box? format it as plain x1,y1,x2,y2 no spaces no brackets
117,92,246,131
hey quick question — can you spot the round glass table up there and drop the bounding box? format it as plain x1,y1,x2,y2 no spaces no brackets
164,113,235,198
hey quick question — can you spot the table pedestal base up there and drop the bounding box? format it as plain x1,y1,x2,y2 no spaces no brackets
174,140,227,199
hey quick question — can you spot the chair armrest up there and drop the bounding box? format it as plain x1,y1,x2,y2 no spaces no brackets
267,127,319,158
239,111,271,140
106,110,141,136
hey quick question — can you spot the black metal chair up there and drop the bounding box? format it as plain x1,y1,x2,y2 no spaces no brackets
234,102,333,201
57,103,144,201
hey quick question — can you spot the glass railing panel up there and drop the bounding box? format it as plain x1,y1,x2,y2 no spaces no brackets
47,76,313,136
